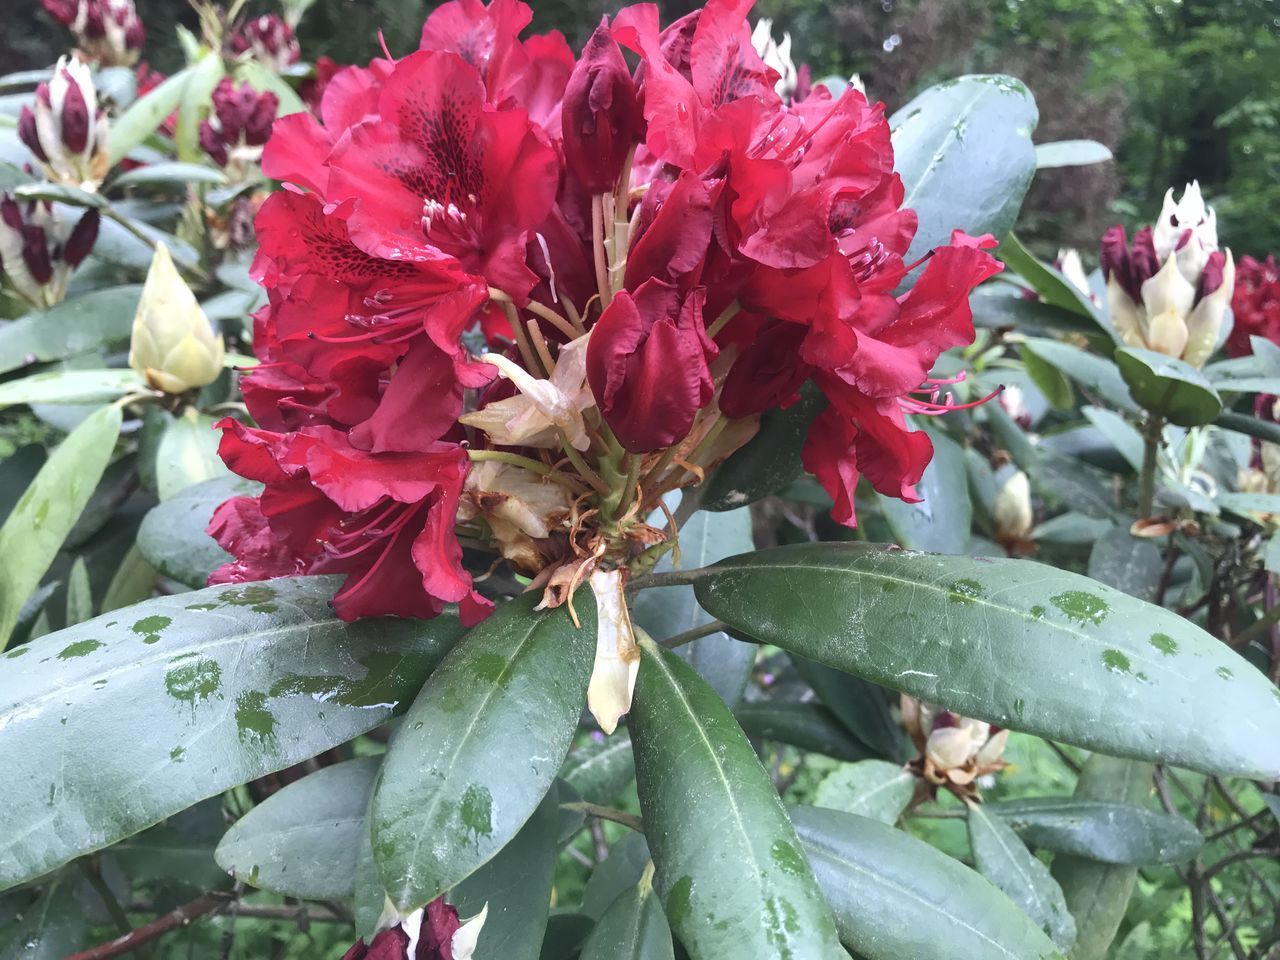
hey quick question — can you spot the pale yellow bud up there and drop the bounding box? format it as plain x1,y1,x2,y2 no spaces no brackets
992,471,1033,542
129,242,224,394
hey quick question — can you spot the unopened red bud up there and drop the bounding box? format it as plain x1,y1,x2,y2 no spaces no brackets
17,107,47,163
63,208,100,266
562,18,640,193
59,68,91,154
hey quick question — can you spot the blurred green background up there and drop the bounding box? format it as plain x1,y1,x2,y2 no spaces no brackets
5,0,1279,256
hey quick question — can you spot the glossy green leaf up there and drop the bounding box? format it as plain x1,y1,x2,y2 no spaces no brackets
1000,236,1100,321
1034,140,1113,169
1020,339,1136,413
734,702,876,763
0,287,141,376
0,873,87,960
632,506,756,705
0,445,45,524
1080,407,1143,472
1086,529,1161,603
630,641,844,960
970,286,1097,336
452,784,561,960
689,542,1280,779
371,594,596,910
580,875,675,960
540,914,596,960
176,53,226,162
1051,757,1153,960
0,369,147,407
987,798,1201,865
64,557,92,626
100,544,158,613
141,407,228,500
216,756,380,898
0,576,463,890
562,732,635,806
581,832,653,920
12,182,107,209
967,803,1077,950
878,428,970,554
1023,347,1075,410
1114,347,1222,427
0,403,121,647
111,162,228,190
890,75,1038,263
792,805,1063,960
702,384,825,512
108,66,192,166
113,797,230,890
814,760,915,824
790,655,908,760
136,475,256,587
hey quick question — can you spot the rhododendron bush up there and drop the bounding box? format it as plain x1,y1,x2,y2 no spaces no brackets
2,2,1279,959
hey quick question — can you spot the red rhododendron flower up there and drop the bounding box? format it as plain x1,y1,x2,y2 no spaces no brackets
212,0,1000,626
1227,254,1280,357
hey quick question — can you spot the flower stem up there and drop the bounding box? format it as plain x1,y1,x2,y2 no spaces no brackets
561,802,644,832
591,195,612,310
466,449,553,476
705,300,742,339
660,619,729,649
523,299,581,341
560,430,610,495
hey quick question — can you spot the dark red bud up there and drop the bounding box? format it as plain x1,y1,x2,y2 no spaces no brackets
64,208,100,267
84,8,107,38
59,70,90,155
245,92,280,146
1,195,24,231
1098,225,1127,284
40,0,78,27
125,20,146,50
199,120,229,167
562,18,640,193
1196,250,1226,303
1130,227,1160,287
21,224,53,285
17,106,48,163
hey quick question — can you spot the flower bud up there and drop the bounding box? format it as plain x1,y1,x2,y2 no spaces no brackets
561,18,640,194
586,568,640,735
992,470,1034,554
231,14,301,72
903,696,1008,798
1100,183,1235,368
129,242,224,394
342,898,486,960
42,0,144,67
0,194,99,309
19,56,111,190
199,78,280,170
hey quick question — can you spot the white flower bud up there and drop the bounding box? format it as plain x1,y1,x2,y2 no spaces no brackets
129,242,224,394
19,56,111,190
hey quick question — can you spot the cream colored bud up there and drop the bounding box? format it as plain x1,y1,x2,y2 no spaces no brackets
751,19,799,100
129,242,224,394
585,568,640,735
1183,250,1235,368
24,56,111,190
993,470,1033,542
1153,182,1218,266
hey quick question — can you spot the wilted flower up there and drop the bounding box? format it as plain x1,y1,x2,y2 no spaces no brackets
1226,254,1280,357
230,14,301,72
1101,182,1235,368
342,898,486,960
129,242,224,394
0,194,99,308
18,56,111,190
198,78,279,171
902,696,1009,799
210,0,999,737
41,0,144,67
992,469,1034,555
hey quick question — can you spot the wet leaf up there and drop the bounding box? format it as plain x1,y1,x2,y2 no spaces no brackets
814,760,915,824
987,798,1201,865
0,287,142,376
136,475,259,587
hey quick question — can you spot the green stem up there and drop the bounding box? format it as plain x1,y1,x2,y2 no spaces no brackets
660,619,728,649
1234,603,1280,651
562,801,644,832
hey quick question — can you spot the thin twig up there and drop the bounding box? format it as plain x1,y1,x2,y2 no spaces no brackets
660,620,729,649
562,801,644,832
64,893,231,960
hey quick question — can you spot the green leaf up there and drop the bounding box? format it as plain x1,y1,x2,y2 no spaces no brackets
100,544,158,613
1086,529,1161,603
0,403,120,647
0,445,45,524
631,506,756,704
0,287,142,376
64,557,92,626
112,798,230,890
734,702,877,763
216,756,379,899
1080,407,1143,472
562,732,635,806
136,475,256,587
814,760,915,824
890,75,1038,263
0,576,463,890
1114,347,1222,427
111,162,228,190
986,798,1201,865
108,66,192,166
371,594,596,911
176,53,226,162
968,803,1077,950
1000,236,1100,321
540,914,596,960
0,369,147,407
581,832,653,920
1020,339,1136,412
971,286,1098,336
452,784,561,960
689,542,1280,779
140,407,228,500
0,873,87,960
11,182,108,209
702,384,825,512
791,805,1064,960
1051,757,1152,960
1023,348,1075,411
629,641,844,960
1034,140,1113,169
790,655,908,760
580,876,675,960
878,428,970,554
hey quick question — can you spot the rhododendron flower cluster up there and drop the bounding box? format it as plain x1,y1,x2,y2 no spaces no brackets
18,55,111,191
41,0,144,67
231,13,301,72
211,0,999,675
0,193,98,308
1227,254,1280,357
198,78,280,171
